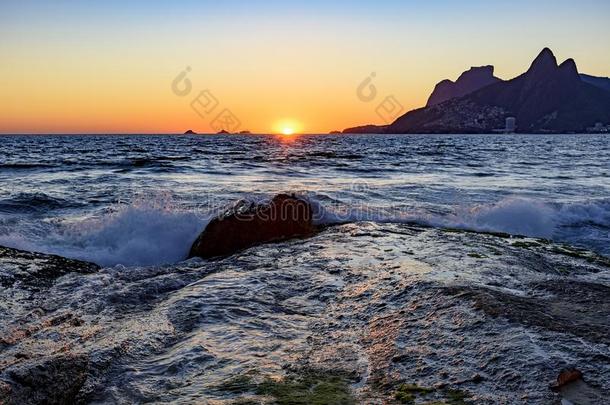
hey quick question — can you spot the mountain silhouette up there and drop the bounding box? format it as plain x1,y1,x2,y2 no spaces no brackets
427,66,501,107
581,74,610,93
343,49,610,134
386,48,610,133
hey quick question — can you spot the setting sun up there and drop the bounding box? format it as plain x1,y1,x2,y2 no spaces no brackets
274,119,302,135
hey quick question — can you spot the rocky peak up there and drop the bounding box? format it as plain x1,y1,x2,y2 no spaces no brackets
558,58,580,81
457,65,496,83
426,65,501,106
526,48,558,77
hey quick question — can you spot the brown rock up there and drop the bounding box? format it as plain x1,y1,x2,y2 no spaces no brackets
188,194,316,259
551,368,583,392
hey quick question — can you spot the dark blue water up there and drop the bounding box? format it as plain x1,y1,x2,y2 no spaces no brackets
1,134,609,265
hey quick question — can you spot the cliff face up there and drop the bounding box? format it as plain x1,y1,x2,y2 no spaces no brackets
388,48,610,133
426,65,502,107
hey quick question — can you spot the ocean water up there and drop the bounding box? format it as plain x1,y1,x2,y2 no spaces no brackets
0,134,608,266
2,134,610,404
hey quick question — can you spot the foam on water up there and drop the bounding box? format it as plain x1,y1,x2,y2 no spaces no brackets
440,197,610,240
0,197,207,267
314,195,610,249
1,194,608,267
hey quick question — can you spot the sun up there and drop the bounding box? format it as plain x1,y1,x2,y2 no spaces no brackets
274,119,302,136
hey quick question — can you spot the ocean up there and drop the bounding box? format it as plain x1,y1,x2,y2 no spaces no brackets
1,134,610,404
1,134,608,266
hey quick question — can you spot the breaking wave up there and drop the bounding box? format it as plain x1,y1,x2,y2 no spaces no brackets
0,197,207,267
0,194,608,268
314,196,610,252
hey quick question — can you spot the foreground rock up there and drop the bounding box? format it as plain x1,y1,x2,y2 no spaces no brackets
1,223,609,403
0,246,99,289
188,194,316,259
1,354,89,404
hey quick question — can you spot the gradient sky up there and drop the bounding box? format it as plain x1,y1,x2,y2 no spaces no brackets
1,0,609,134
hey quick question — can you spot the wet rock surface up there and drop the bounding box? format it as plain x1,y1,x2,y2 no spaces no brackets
446,280,610,345
188,194,317,259
3,354,89,404
0,246,99,289
1,223,609,404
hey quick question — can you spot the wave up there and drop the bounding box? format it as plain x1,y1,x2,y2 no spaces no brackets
0,163,56,169
0,196,207,267
1,194,608,268
313,196,610,251
0,192,78,213
445,198,610,239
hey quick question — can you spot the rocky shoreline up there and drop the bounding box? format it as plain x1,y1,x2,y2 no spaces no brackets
1,223,609,404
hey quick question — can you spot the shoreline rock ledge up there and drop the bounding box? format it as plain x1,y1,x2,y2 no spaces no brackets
188,194,316,259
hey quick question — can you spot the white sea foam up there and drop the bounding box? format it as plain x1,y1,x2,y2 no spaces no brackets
440,198,558,238
0,198,208,267
313,195,610,244
0,195,608,267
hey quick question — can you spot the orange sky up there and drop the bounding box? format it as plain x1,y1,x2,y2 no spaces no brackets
1,1,609,134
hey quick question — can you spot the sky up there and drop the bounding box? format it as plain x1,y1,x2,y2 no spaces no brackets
1,0,609,134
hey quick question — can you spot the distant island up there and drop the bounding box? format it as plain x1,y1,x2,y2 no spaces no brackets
343,48,610,134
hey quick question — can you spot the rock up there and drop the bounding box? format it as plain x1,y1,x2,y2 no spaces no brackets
341,124,388,134
188,194,317,259
238,130,252,134
0,246,100,289
426,65,501,107
551,368,583,392
184,129,197,135
216,130,231,135
581,74,610,93
3,354,89,404
382,48,610,134
445,280,610,345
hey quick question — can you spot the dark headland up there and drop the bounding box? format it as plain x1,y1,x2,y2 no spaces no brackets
343,48,610,134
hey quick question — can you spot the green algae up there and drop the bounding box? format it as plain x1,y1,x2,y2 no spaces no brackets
392,382,472,405
231,400,260,405
215,375,256,394
215,369,354,405
511,241,541,249
442,227,512,239
395,383,436,403
256,370,354,405
445,389,471,404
